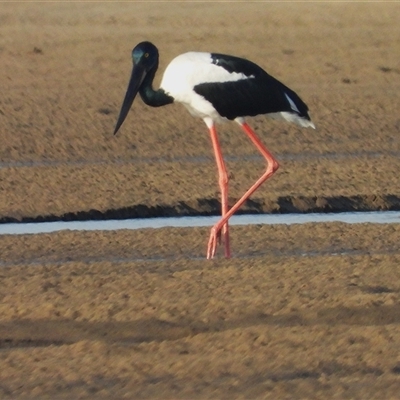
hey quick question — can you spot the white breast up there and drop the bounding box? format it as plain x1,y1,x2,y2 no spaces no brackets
160,52,250,121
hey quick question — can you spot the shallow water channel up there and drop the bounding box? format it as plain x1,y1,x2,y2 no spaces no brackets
1,211,400,236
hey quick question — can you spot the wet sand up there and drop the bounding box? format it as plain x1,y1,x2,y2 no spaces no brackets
1,2,400,398
1,224,400,398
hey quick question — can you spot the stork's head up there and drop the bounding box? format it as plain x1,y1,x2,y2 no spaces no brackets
113,41,159,135
132,41,159,70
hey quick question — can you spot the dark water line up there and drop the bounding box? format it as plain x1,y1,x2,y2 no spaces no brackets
1,247,400,269
1,211,400,236
1,150,399,169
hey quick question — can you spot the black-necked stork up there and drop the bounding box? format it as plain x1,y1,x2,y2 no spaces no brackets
114,41,315,259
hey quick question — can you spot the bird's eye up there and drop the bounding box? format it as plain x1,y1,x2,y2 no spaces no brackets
144,52,149,58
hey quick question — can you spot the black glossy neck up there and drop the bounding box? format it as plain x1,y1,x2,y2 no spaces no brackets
139,65,174,107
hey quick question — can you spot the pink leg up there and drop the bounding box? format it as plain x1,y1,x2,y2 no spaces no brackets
208,124,231,258
207,122,279,259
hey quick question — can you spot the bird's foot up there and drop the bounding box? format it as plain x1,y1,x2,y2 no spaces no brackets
207,222,230,259
207,226,219,259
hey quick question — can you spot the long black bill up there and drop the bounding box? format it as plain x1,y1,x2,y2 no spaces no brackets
113,64,147,135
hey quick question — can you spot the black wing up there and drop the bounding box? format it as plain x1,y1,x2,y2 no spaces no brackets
194,53,311,121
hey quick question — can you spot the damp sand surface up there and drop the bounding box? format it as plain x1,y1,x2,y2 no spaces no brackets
2,224,400,398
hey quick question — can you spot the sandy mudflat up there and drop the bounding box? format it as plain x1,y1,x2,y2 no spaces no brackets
1,224,400,398
1,1,400,398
